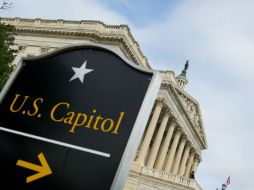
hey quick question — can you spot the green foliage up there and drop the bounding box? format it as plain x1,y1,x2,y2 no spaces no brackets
0,23,17,90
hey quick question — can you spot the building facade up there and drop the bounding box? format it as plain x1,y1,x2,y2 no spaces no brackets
1,17,208,190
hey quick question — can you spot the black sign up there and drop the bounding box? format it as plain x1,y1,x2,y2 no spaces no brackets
0,45,159,189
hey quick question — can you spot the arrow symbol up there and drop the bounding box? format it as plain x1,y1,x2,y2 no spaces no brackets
16,152,52,183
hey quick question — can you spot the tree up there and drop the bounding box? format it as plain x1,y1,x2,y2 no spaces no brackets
0,22,17,90
0,0,14,9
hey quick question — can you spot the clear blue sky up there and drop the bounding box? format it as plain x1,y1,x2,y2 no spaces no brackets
1,0,254,189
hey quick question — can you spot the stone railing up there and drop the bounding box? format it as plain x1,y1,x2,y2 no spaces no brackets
159,70,177,85
192,180,203,190
140,166,203,190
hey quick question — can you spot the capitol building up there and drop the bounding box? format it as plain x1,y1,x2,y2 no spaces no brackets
1,17,208,190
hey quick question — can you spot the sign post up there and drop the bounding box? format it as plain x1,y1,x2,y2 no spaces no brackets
0,45,161,189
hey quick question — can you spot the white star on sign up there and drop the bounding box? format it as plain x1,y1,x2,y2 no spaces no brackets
69,61,93,83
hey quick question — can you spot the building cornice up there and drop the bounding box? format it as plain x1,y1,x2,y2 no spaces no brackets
0,17,150,69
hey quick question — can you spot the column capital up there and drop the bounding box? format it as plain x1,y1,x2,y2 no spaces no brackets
180,133,187,139
170,117,177,124
175,128,182,135
185,142,191,149
168,119,177,130
180,135,187,143
156,97,165,107
162,107,171,116
194,154,201,162
189,148,196,155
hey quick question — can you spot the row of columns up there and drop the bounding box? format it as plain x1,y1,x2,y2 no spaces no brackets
136,98,201,178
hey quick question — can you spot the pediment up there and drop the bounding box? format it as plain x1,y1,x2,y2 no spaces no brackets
175,88,207,148
164,83,208,148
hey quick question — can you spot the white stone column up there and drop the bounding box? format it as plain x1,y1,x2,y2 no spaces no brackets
147,109,170,168
184,150,195,178
164,129,181,172
154,120,176,170
171,136,187,174
178,143,191,176
191,156,200,173
136,98,164,164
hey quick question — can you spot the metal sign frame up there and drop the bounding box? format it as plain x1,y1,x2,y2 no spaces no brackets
0,44,161,190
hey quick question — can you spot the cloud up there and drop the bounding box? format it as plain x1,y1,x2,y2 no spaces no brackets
1,0,130,24
134,0,254,80
131,0,254,189
2,0,254,189
196,81,254,189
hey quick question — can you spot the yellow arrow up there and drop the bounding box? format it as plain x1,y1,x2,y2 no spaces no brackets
16,152,52,183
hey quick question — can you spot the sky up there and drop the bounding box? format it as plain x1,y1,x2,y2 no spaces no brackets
1,0,254,189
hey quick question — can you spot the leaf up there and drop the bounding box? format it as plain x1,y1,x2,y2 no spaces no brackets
0,23,17,90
